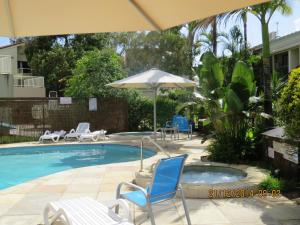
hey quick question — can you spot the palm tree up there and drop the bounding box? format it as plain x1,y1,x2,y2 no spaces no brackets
249,0,292,127
222,25,243,56
197,16,219,55
223,9,249,50
185,21,204,70
185,14,227,57
240,11,248,50
199,30,226,53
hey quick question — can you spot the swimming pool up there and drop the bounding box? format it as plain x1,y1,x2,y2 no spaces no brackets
182,166,246,184
0,144,155,189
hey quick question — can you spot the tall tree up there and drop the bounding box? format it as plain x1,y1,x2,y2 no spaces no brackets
241,11,248,50
222,25,243,56
223,9,249,50
199,30,226,53
196,14,228,55
249,0,291,127
121,30,191,77
71,33,112,58
185,21,203,70
65,49,126,98
29,46,75,96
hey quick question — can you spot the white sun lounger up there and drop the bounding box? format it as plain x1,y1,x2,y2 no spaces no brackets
64,122,90,140
39,130,66,143
79,130,107,142
43,197,133,225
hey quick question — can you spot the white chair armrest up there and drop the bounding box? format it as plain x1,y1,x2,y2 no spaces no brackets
69,129,75,134
106,199,132,222
116,182,148,198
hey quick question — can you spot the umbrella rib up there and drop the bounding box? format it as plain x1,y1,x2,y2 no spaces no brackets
128,0,161,31
4,0,15,37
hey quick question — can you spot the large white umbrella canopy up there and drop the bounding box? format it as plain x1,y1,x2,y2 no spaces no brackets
108,68,196,89
0,0,268,37
107,68,196,138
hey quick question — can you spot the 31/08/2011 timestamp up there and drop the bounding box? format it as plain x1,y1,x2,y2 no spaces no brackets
208,189,281,198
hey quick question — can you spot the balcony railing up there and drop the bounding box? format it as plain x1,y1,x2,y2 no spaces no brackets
18,67,32,75
0,55,12,74
13,75,44,88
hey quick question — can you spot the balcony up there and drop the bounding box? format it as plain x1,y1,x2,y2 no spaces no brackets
0,55,12,74
13,75,44,88
13,75,46,97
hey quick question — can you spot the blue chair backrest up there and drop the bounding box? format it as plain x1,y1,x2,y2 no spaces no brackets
172,115,189,131
148,154,188,203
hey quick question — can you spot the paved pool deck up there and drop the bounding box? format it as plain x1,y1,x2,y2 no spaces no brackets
0,137,299,225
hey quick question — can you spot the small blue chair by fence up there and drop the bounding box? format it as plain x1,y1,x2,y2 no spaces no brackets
172,115,193,139
116,154,191,225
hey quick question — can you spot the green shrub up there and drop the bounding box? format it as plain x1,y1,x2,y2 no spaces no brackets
65,49,127,98
127,92,153,131
127,92,177,131
208,123,263,163
156,97,177,127
200,52,263,163
260,175,284,192
0,135,36,144
278,68,300,141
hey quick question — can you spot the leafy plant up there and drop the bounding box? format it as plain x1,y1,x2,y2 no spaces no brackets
199,52,263,162
278,68,300,154
0,135,36,144
65,49,127,98
127,92,177,131
248,0,292,126
260,175,284,192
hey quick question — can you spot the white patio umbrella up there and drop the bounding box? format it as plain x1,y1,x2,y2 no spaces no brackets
107,68,196,138
0,0,268,37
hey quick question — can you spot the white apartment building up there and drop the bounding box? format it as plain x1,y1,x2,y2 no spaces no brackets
253,31,300,76
0,43,45,97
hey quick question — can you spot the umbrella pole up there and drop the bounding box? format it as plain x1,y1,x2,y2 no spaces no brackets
154,88,157,140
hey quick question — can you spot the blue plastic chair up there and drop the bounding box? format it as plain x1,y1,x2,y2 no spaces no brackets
172,115,193,139
116,154,191,225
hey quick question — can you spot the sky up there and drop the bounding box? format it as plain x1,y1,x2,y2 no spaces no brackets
0,0,300,48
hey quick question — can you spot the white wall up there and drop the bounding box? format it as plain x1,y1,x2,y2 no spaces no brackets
13,87,46,97
0,46,18,74
0,74,13,97
289,47,300,71
17,45,27,62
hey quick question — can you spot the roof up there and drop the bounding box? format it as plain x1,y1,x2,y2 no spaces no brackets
262,127,286,140
0,42,25,49
252,30,300,54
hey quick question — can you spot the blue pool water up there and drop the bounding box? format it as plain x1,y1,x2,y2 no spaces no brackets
0,144,155,189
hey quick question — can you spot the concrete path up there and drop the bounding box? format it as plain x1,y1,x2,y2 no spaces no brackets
0,138,299,225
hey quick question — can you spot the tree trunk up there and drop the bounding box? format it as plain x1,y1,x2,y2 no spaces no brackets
212,17,217,55
261,20,273,128
188,31,194,71
242,13,247,49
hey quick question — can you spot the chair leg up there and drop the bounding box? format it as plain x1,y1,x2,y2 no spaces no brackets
147,202,156,225
179,188,192,225
43,205,51,225
115,185,122,214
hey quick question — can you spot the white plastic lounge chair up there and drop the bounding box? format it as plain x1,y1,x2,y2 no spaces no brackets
64,122,90,140
43,197,133,225
39,130,66,143
79,130,107,142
